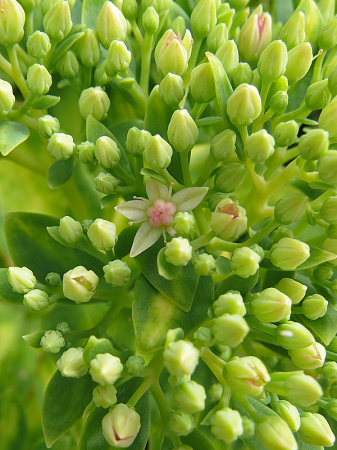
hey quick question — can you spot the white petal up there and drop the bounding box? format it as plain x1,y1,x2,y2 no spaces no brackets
130,222,162,257
171,187,208,212
146,178,170,202
115,200,149,221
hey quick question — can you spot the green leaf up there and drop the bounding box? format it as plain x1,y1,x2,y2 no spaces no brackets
133,274,214,352
181,429,216,450
42,372,96,448
100,194,119,209
215,256,231,275
47,158,75,189
0,389,27,450
296,246,337,270
215,273,259,298
0,268,23,304
4,212,103,280
114,225,139,260
0,120,30,156
140,168,167,184
273,0,293,24
31,95,61,110
206,52,232,121
48,31,85,71
296,304,337,346
157,247,181,280
82,0,106,30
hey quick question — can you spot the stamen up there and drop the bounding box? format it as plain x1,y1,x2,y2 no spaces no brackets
168,182,174,198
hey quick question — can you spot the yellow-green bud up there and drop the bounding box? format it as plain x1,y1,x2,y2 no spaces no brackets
56,347,88,378
126,127,151,156
232,63,254,88
289,342,326,369
257,40,288,83
103,260,131,286
158,73,185,106
174,381,206,414
58,50,79,79
299,412,335,447
45,272,61,287
322,361,337,378
83,335,113,366
255,415,297,450
227,83,262,127
215,163,247,193
274,121,298,147
276,321,314,349
270,91,288,113
167,109,198,153
171,16,186,37
77,141,95,164
206,23,228,54
274,193,308,224
163,340,199,376
43,1,72,41
270,237,310,270
273,400,301,432
305,79,331,110
95,136,120,168
89,353,123,385
245,129,274,163
26,64,52,95
279,11,305,50
63,266,99,303
38,115,60,139
241,416,255,438
155,29,192,77
87,218,118,251
94,172,118,194
230,247,260,278
190,63,216,104
79,87,110,121
213,291,246,316
299,129,328,161
142,6,159,34
215,40,239,78
210,129,236,162
320,196,337,224
250,288,292,323
302,294,328,320
102,404,141,448
323,237,337,254
144,134,172,170
47,133,75,160
318,150,337,184
210,408,243,443
225,356,270,397
193,253,216,276
210,198,247,240
0,79,15,115
106,40,131,74
172,212,194,235
97,1,127,49
328,65,337,98
125,355,145,376
93,384,117,408
212,314,249,347
0,0,25,45
285,43,313,85
59,216,83,244
193,327,213,347
217,3,234,26
191,0,216,39
169,410,194,436
275,278,306,304
23,289,49,311
76,29,100,68
283,372,323,407
313,263,333,281
122,0,137,20
41,330,65,353
20,0,41,13
319,97,337,139
8,266,36,293
165,237,192,266
318,18,337,50
27,31,51,58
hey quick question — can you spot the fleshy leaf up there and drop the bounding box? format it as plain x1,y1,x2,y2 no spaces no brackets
171,187,208,212
215,273,259,298
157,247,181,280
296,304,337,346
100,194,119,209
130,222,162,257
140,169,167,185
47,158,75,190
215,256,232,275
181,429,216,450
31,95,61,110
146,178,170,202
81,0,106,30
296,246,336,270
115,200,150,221
0,120,30,156
48,31,85,71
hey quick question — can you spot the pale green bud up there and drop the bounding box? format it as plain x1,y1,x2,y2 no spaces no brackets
285,43,313,85
274,400,301,432
210,129,236,162
328,65,337,97
245,129,274,163
230,247,260,278
210,198,247,240
89,353,123,385
79,87,110,121
172,212,194,235
144,134,172,170
77,141,95,164
190,63,215,104
47,133,75,160
142,6,159,34
0,0,25,45
193,327,213,347
126,127,151,157
213,291,246,317
225,356,270,397
257,40,288,83
280,12,305,50
250,288,292,323
319,97,337,139
241,416,255,438
94,172,118,194
171,16,186,37
299,129,328,161
318,150,337,184
8,266,36,293
45,272,61,287
299,412,335,447
155,29,191,76
18,0,41,13
0,79,15,115
191,0,216,39
40,330,65,353
212,314,249,347
217,3,234,26
63,266,99,303
174,381,206,414
255,415,297,450
232,63,254,88
27,31,51,58
323,237,337,254
38,115,60,139
215,163,247,194
270,91,288,113
274,121,298,147
83,335,113,366
289,342,326,369
270,237,310,270
26,64,52,95
270,372,322,407
215,40,239,78
210,408,243,443
23,289,49,311
320,196,337,224
102,404,140,448
58,51,79,79
59,216,84,244
97,1,127,49
87,218,117,251
305,79,331,110
106,40,131,74
206,23,228,54
276,321,314,349
56,347,88,378
95,136,120,168
323,361,337,378
94,60,112,87
168,109,198,153
40,0,58,14
122,0,137,21
158,73,185,106
103,260,131,286
194,253,216,276
274,193,308,224
209,383,222,401
76,29,100,68
302,294,328,320
227,83,262,127
93,384,117,407
43,1,72,41
125,355,145,376
313,263,333,281
163,340,199,376
275,278,306,304
228,0,248,8
165,238,192,266
318,18,337,50
169,410,194,436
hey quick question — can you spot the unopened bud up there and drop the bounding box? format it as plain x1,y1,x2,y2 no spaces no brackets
122,0,137,21
302,294,328,320
58,50,79,79
318,18,337,50
172,212,194,235
285,43,313,85
144,134,172,170
250,288,291,322
126,127,151,157
215,163,247,193
318,150,337,184
45,272,61,287
95,136,120,169
174,381,206,413
227,83,262,127
125,355,145,376
320,196,337,224
103,260,131,286
102,404,140,447
257,40,288,83
26,64,52,95
230,247,260,278
275,278,306,304
299,412,335,447
47,133,75,160
77,29,100,68
79,87,110,121
213,314,249,347
274,121,299,147
94,172,118,194
298,128,328,160
191,0,216,39
89,353,123,385
319,97,337,140
106,40,131,74
274,193,308,224
213,291,246,316
255,415,297,450
305,79,330,111
56,347,88,378
8,266,36,293
169,410,194,436
232,63,254,88
210,198,247,240
215,40,239,77
87,218,117,251
0,0,25,45
206,23,228,53
63,266,99,303
38,115,60,139
27,31,51,58
93,384,117,408
77,141,95,164
168,109,198,153
163,340,199,376
190,63,216,104
171,16,186,37
276,321,314,349
280,11,305,50
158,73,185,106
210,129,236,162
270,237,310,270
155,29,191,76
23,289,49,311
142,6,159,34
97,1,127,48
193,253,216,276
274,400,300,432
289,342,326,369
210,408,243,443
43,1,72,41
0,79,15,115
40,330,65,353
59,216,83,244
245,129,274,163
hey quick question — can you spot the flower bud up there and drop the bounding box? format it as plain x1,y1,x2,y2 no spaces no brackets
206,23,228,54
319,96,337,139
193,253,216,276
238,5,272,64
298,128,328,161
318,150,337,184
122,0,137,21
225,356,270,397
230,247,260,278
323,361,337,379
94,60,112,87
212,314,249,347
270,237,310,270
215,40,239,78
106,40,131,74
93,384,117,408
43,1,72,41
269,372,322,407
279,11,305,50
305,79,331,111
245,129,274,163
285,43,313,85
215,163,247,193
103,260,131,286
0,0,25,45
320,196,337,224
27,31,50,58
171,16,186,36
26,64,52,95
255,415,297,450
191,0,216,39
47,133,75,160
274,278,306,304
40,330,65,353
56,347,88,378
274,121,299,147
174,381,206,413
76,141,95,164
59,216,84,244
318,18,337,50
274,193,308,225
79,87,110,121
45,272,61,287
38,115,60,139
213,291,246,317
241,416,255,438
126,127,151,157
95,136,120,169
63,266,99,303
163,340,199,376
172,212,194,235
210,408,243,443
158,73,185,106
144,134,172,170
89,353,123,385
125,355,145,376
23,289,49,311
227,83,262,127
209,198,247,240
257,40,288,83
155,29,191,76
76,29,100,68
8,266,36,293
276,321,314,349
190,63,216,104
169,410,194,436
289,341,326,369
87,218,117,252
270,91,288,113
313,263,333,281
302,294,328,320
168,109,198,153
83,335,113,366
0,79,15,115
232,63,254,88
327,225,337,239
250,288,292,322
274,400,301,432
94,172,118,194
97,1,127,48
142,6,159,34
193,327,213,347
58,51,79,79
299,412,335,447
210,129,236,162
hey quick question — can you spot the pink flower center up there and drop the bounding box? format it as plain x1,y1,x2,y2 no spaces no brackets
147,199,176,227
257,13,266,39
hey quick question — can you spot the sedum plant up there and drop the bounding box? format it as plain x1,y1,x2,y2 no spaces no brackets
3,0,337,449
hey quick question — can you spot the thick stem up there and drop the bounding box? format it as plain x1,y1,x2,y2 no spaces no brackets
180,151,193,187
140,33,154,97
7,45,30,98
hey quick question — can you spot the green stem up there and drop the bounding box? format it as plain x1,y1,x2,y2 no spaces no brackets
245,316,277,336
312,49,325,84
83,68,92,89
131,20,144,46
191,230,216,251
6,149,48,176
273,104,310,127
140,33,153,97
180,152,193,186
195,116,223,127
193,204,211,235
16,45,34,67
0,53,13,77
200,347,226,385
252,81,271,132
232,392,262,421
238,125,248,145
160,169,185,190
194,155,218,187
190,102,207,120
128,377,153,407
7,45,30,98
26,10,34,37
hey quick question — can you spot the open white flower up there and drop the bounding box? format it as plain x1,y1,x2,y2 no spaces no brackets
115,179,208,257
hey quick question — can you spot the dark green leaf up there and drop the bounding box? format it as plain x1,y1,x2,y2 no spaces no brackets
157,248,181,280
215,256,232,275
140,168,167,184
47,158,75,189
206,52,232,121
100,194,119,209
261,269,295,290
82,0,106,31
42,372,96,448
31,95,61,110
309,181,337,191
215,273,259,298
296,304,337,346
273,0,293,24
114,224,139,260
181,429,216,450
144,86,172,140
296,246,337,270
48,31,85,71
0,120,30,156
0,268,23,304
